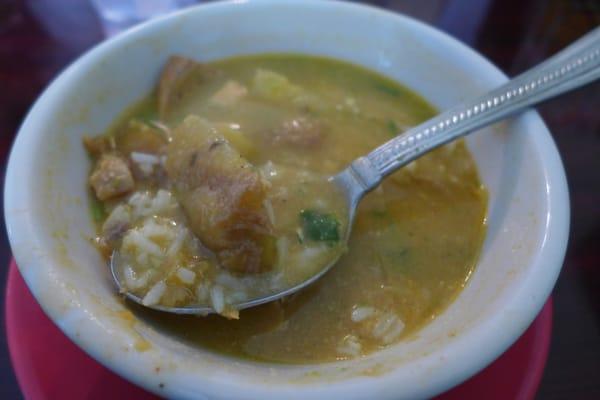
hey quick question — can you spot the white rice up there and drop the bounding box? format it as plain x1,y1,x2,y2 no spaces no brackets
351,306,375,322
215,273,245,291
142,281,166,306
210,285,225,313
134,251,148,267
382,318,405,344
102,204,131,236
128,192,150,215
139,218,175,239
130,152,161,176
114,186,294,315
131,152,161,165
166,227,187,257
153,190,174,210
128,190,177,219
123,265,150,290
337,334,362,357
372,312,399,339
176,267,196,285
350,307,406,344
122,230,163,258
294,244,327,269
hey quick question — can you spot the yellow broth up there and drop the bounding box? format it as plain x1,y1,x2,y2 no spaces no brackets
89,54,487,362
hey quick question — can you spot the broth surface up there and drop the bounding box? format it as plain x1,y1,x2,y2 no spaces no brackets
88,54,487,362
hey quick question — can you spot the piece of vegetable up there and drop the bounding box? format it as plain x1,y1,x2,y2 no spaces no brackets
252,69,324,110
253,69,303,101
90,198,106,222
300,209,340,243
387,120,398,135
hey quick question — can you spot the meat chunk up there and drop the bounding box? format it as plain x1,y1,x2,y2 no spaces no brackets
273,116,325,148
89,154,134,200
157,56,214,119
165,116,275,273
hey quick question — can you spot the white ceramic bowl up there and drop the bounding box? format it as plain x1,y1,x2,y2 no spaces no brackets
4,1,569,399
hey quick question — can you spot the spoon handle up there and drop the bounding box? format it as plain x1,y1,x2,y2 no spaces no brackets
348,27,600,191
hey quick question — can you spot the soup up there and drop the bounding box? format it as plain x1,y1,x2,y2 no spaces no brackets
85,54,487,362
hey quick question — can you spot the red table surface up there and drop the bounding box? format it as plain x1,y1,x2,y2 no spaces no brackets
6,259,552,400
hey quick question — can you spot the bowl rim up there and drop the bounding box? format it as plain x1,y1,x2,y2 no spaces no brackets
4,0,569,399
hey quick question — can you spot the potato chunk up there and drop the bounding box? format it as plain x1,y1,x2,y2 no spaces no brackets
252,69,324,110
165,116,274,273
89,154,134,200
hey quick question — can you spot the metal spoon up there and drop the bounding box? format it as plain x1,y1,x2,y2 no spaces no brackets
112,27,600,315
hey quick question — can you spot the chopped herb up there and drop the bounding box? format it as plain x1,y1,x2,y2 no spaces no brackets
374,82,402,97
90,200,106,223
300,209,340,243
387,120,398,135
